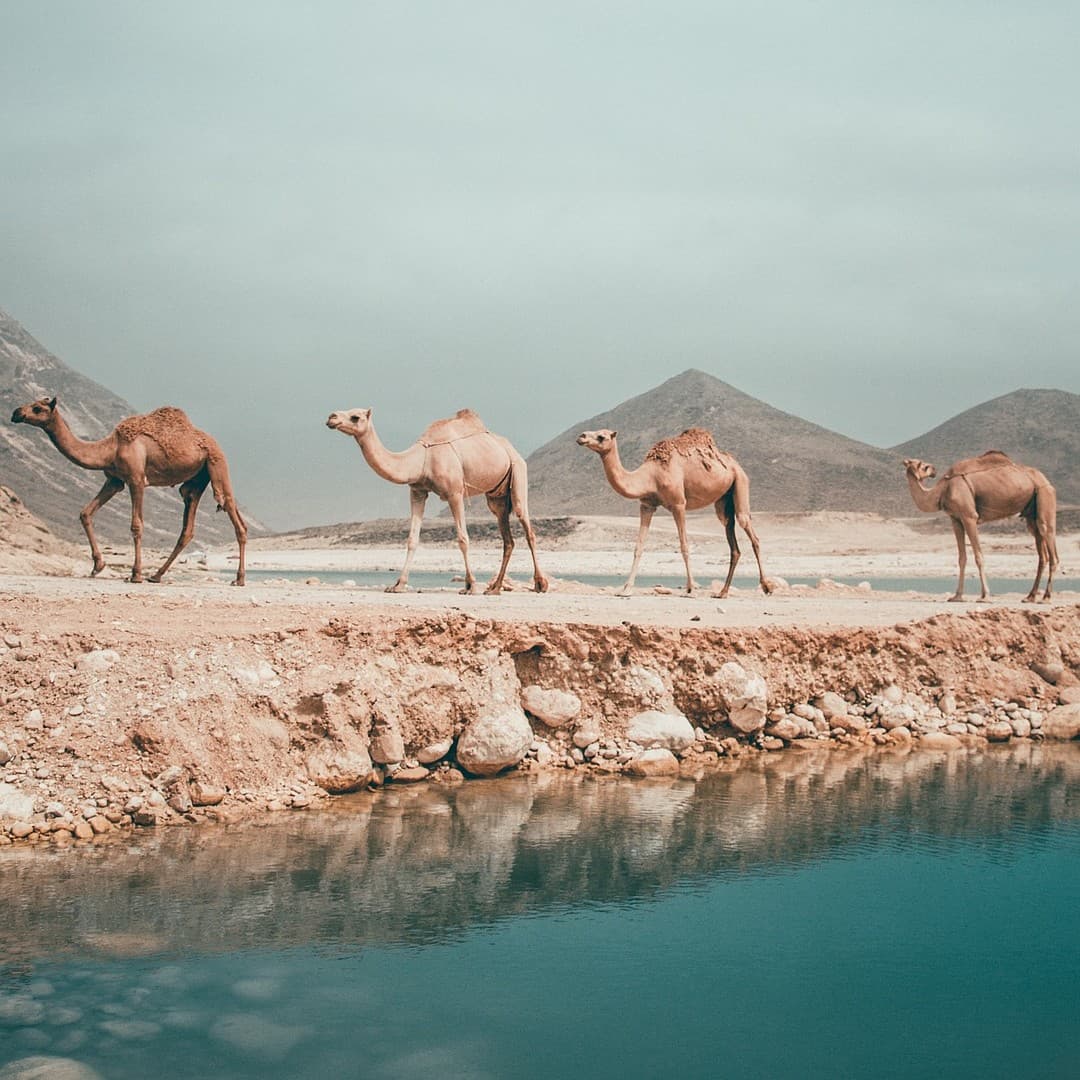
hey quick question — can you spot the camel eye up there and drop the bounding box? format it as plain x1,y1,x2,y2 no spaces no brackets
350,414,360,423
597,434,606,442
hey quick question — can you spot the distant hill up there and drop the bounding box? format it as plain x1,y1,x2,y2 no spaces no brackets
0,308,260,544
893,388,1080,506
526,369,911,516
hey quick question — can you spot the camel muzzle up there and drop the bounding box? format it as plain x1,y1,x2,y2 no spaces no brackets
576,434,588,445
326,415,341,430
10,410,24,424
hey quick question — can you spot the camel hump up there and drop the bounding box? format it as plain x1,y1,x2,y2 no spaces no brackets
420,408,488,446
945,450,1016,478
645,427,721,466
115,406,197,444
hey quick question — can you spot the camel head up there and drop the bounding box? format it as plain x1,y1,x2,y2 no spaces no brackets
326,407,372,438
576,429,618,455
902,458,936,481
10,396,57,428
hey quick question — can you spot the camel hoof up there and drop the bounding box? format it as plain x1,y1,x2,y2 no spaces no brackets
483,584,503,595
231,578,245,587
384,583,407,594
710,590,730,600
129,575,143,584
761,580,776,595
534,578,549,593
459,585,479,596
616,589,633,598
947,595,964,603
1022,595,1036,604
148,574,164,584
976,596,992,604
90,563,105,578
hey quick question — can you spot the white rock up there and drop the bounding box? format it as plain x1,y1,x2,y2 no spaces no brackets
813,692,847,719
764,717,802,742
1042,703,1080,740
717,662,768,734
572,724,602,749
456,708,533,776
626,710,695,752
882,685,903,704
75,649,119,674
415,738,453,765
368,722,405,765
521,686,581,728
1009,716,1032,738
0,784,34,822
881,703,916,730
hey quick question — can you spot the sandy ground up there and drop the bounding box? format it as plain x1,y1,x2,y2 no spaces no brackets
2,512,1073,630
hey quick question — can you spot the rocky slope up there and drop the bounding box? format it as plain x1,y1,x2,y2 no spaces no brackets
893,388,1080,506
0,308,255,544
1,593,1077,846
0,485,80,575
526,369,911,517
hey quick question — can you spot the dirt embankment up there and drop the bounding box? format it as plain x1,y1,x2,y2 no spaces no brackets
1,592,1078,847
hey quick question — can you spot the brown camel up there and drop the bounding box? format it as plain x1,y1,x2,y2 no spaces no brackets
11,397,247,585
326,407,547,595
903,451,1058,603
576,427,773,597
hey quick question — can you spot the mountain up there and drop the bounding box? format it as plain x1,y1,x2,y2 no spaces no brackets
526,369,911,516
892,389,1080,506
0,308,256,544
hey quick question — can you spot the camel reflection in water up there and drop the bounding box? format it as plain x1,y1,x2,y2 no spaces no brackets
1,743,1077,964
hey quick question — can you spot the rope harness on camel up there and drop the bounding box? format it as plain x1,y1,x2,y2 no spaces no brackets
419,429,513,499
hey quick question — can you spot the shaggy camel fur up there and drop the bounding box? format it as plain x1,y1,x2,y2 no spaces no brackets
11,397,247,585
577,427,773,597
326,407,547,594
903,451,1058,603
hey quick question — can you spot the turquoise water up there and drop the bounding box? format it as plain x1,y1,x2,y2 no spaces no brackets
1,745,1079,1079
240,567,1038,594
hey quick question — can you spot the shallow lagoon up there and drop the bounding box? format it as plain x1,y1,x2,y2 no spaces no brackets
2,744,1078,1079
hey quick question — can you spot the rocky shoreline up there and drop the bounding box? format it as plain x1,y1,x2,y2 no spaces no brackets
1,595,1079,848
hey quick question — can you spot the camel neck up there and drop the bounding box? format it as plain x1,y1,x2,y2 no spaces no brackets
356,425,425,487
45,412,117,472
600,446,654,501
905,470,943,513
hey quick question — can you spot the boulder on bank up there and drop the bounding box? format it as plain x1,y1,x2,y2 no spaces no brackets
0,783,34,822
1042,703,1080,741
522,686,582,728
456,708,533,777
717,662,768,734
626,710,695,753
626,748,680,777
305,744,374,793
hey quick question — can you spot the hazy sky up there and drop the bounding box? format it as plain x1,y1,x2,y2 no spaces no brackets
3,2,1078,528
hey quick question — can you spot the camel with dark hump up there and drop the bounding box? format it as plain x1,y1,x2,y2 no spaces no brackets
576,427,773,597
903,451,1058,603
10,397,247,585
326,407,547,594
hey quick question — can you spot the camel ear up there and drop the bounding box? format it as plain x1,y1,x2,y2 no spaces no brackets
610,430,617,439
902,458,912,468
363,408,372,420
48,397,57,409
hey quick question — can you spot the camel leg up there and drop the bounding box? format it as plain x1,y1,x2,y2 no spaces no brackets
961,517,991,602
1036,488,1058,602
711,495,740,598
128,481,147,583
671,503,697,596
620,502,655,596
737,513,772,595
484,494,514,595
509,464,548,593
79,476,124,576
1021,515,1045,604
447,493,477,594
204,453,248,586
150,469,210,583
947,518,967,602
388,487,428,593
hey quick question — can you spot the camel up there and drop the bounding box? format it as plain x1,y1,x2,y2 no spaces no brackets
576,427,773,597
11,397,247,585
903,451,1058,603
326,407,548,595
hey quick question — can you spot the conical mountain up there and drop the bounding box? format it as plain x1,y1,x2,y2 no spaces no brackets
0,307,257,544
527,369,909,515
893,388,1080,506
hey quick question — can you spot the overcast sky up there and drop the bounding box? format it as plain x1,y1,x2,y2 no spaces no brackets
3,2,1078,528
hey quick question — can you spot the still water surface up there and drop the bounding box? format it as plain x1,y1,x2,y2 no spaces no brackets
2,745,1078,1079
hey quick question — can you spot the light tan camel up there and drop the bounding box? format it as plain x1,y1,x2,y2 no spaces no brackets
903,451,1058,603
326,407,548,595
577,427,773,597
11,396,247,585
